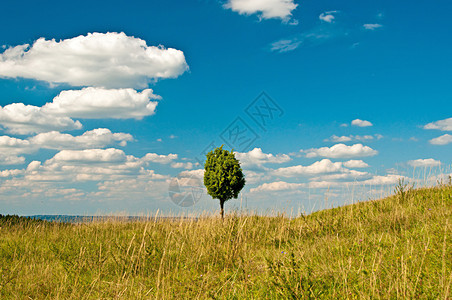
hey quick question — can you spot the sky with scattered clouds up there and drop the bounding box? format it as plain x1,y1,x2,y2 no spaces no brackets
0,0,451,216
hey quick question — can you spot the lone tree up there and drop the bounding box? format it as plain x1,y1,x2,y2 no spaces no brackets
204,146,245,219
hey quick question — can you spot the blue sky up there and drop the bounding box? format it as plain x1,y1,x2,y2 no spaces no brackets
0,0,451,216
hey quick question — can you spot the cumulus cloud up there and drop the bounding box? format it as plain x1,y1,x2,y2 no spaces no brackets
0,103,82,134
0,135,34,154
0,169,24,177
179,169,205,179
343,160,369,168
360,174,406,185
0,135,32,164
171,162,193,169
250,181,305,193
25,149,144,182
310,169,371,182
1,157,169,202
309,174,407,188
424,117,452,131
407,158,441,167
363,24,383,30
0,154,25,165
243,169,272,184
273,159,344,177
96,174,169,197
351,119,373,127
429,134,452,145
50,148,128,163
327,135,352,142
141,153,178,164
14,148,175,185
0,32,188,89
304,143,378,159
307,181,342,188
319,11,337,23
0,129,131,155
224,0,298,21
29,128,133,150
0,87,161,134
42,88,160,119
236,148,291,167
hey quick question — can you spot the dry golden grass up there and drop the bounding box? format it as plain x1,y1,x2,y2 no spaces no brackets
0,183,451,299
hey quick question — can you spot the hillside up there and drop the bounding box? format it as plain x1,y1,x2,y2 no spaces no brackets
0,184,451,299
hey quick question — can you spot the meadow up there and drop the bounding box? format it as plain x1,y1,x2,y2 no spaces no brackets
0,182,451,299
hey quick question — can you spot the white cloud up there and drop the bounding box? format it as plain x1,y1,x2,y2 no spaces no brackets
224,0,298,21
0,103,82,134
308,181,342,188
0,169,24,177
24,149,146,182
270,24,346,53
319,11,337,23
343,160,369,168
0,129,131,156
360,174,406,185
50,148,128,163
270,38,302,53
310,169,370,182
0,135,34,154
0,136,33,164
29,128,133,150
351,119,373,127
363,24,383,30
270,14,355,53
242,169,272,184
236,148,291,167
309,174,407,189
96,175,169,197
0,135,30,148
407,158,441,168
0,163,169,202
171,162,193,169
325,134,382,143
0,88,161,134
274,159,344,177
141,153,178,164
304,143,378,159
424,117,452,131
0,32,188,89
328,135,352,142
42,88,160,119
179,169,205,179
429,134,452,145
0,154,25,165
43,188,82,198
250,181,305,193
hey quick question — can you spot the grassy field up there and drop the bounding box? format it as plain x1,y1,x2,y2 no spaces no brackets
1,183,451,299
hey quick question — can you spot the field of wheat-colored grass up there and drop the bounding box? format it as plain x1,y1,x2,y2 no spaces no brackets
0,183,451,299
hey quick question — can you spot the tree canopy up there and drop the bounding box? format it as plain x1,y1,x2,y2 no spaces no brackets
204,145,245,219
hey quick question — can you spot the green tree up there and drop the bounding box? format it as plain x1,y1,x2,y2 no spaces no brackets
204,145,245,219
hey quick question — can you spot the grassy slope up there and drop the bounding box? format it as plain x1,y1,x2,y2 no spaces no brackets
0,184,451,299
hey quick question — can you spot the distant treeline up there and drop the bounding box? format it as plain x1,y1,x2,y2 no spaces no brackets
0,214,197,224
0,214,48,226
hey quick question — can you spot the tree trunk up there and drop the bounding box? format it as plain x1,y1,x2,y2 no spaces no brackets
220,200,224,220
